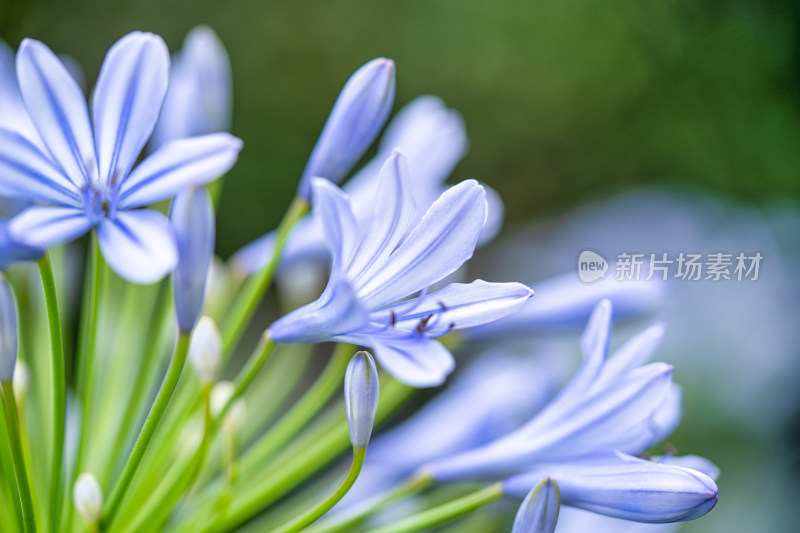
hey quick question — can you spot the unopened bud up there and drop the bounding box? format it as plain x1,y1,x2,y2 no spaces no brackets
344,351,379,449
189,317,222,384
297,58,395,199
12,359,29,405
512,477,560,533
73,472,102,525
0,273,18,383
211,381,246,435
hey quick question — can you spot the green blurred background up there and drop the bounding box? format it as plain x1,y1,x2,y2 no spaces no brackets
2,0,797,257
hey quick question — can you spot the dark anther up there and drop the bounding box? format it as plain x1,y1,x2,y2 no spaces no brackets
416,314,433,334
390,310,397,327
438,300,448,312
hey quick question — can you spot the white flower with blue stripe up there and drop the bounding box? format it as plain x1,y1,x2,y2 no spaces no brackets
0,32,242,283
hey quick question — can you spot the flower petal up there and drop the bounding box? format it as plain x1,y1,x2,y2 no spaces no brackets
355,179,487,310
503,453,719,524
310,177,360,272
512,477,560,533
369,335,454,388
9,206,92,247
0,127,81,206
98,209,177,284
118,133,242,208
594,323,665,389
93,32,169,185
270,277,368,344
16,38,96,186
0,220,43,269
377,280,533,336
348,150,417,282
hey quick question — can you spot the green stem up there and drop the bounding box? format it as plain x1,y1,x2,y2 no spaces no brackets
363,483,504,533
67,233,104,531
2,381,37,532
102,333,191,527
37,256,66,533
217,332,276,423
221,196,309,356
271,447,366,533
306,474,433,533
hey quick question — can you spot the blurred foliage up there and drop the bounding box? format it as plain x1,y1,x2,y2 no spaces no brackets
1,0,798,257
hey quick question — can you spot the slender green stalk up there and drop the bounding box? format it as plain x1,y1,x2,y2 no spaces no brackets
37,256,66,533
102,333,191,527
2,381,37,532
0,399,23,529
306,473,433,533
363,483,504,533
66,233,104,531
217,332,276,423
221,196,309,356
232,344,352,478
271,447,366,533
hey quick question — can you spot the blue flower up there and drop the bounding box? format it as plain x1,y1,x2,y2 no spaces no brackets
0,32,242,283
427,300,680,479
512,477,560,533
270,150,532,387
503,451,718,524
232,96,506,274
151,26,232,149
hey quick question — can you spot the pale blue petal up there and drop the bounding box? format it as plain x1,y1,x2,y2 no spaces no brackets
653,455,720,482
171,187,215,332
467,274,664,340
615,383,682,454
297,58,395,199
16,38,97,186
355,180,487,310
98,209,177,284
0,127,81,206
9,206,92,247
0,40,41,145
512,478,560,533
152,26,232,148
503,453,718,523
480,183,504,245
376,280,533,336
594,323,665,390
93,32,169,185
348,150,417,282
270,277,367,344
310,177,360,272
369,335,454,388
0,274,17,381
118,133,242,208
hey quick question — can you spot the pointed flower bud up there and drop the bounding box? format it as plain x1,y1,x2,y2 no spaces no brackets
12,359,29,405
73,472,102,525
0,273,18,383
344,351,379,449
211,381,246,436
172,187,215,333
297,58,395,199
512,477,560,533
189,317,222,384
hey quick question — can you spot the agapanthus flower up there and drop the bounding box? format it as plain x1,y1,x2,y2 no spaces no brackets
270,150,532,386
0,32,242,283
427,300,680,479
233,95,505,274
151,25,232,148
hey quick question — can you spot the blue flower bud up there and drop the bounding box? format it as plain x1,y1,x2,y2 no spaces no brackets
188,317,222,384
512,477,560,533
0,273,18,382
171,187,215,332
344,351,379,448
297,58,395,199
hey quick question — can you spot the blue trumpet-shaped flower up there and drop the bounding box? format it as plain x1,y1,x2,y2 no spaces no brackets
427,300,680,479
503,452,718,523
270,150,532,387
0,32,242,283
